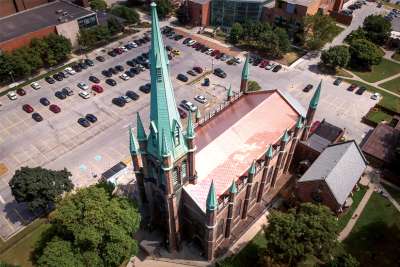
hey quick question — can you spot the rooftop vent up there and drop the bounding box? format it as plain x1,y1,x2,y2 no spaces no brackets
56,9,63,14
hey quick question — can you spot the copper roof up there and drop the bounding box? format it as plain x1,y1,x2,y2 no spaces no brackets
184,91,301,212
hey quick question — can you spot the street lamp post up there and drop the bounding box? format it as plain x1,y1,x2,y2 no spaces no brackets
9,71,15,83
211,58,214,72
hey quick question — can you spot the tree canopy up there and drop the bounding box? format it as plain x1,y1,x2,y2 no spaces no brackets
34,185,141,267
321,45,350,69
156,0,173,19
260,203,341,266
110,5,140,24
303,14,338,50
363,15,391,45
9,167,73,212
349,39,383,69
176,3,190,25
90,0,107,11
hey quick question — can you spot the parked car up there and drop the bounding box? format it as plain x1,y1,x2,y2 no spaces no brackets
89,75,100,83
265,62,276,70
53,73,63,81
32,112,43,122
96,56,105,62
78,82,89,90
355,86,367,95
347,84,357,91
126,90,139,100
193,66,203,74
31,82,41,90
178,107,187,119
102,70,112,77
125,70,135,78
55,91,67,100
7,91,17,100
72,64,82,72
303,84,313,92
22,104,34,113
78,62,88,70
112,97,126,107
139,83,151,93
62,87,74,96
16,88,26,96
180,100,197,112
259,59,269,68
40,97,50,106
172,49,181,55
213,68,227,78
121,95,131,103
115,65,124,72
85,113,97,123
177,74,189,82
203,78,210,86
106,79,117,86
79,91,91,99
65,67,76,75
194,95,207,104
272,65,282,72
120,73,130,80
371,92,381,100
92,84,104,93
78,118,91,127
49,104,61,113
109,67,118,75
45,76,55,84
84,59,94,66
187,70,197,76
333,78,343,85
108,50,117,57
183,38,191,44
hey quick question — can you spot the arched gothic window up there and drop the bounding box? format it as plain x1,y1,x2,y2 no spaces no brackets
181,160,187,179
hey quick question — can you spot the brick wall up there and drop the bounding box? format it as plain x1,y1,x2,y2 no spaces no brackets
330,11,353,25
0,0,17,18
188,0,211,26
296,180,341,212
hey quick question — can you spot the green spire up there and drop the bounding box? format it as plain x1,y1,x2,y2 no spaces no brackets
282,129,289,143
241,53,250,81
296,116,303,129
186,110,195,139
206,180,217,211
161,129,170,157
129,126,139,155
136,112,147,141
147,2,187,161
227,84,233,98
309,80,322,109
249,160,256,175
195,108,201,120
229,179,237,194
266,144,273,158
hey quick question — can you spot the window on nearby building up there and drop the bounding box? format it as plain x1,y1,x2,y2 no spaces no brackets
252,182,259,199
267,166,274,183
172,167,180,186
217,219,225,238
156,68,162,82
181,160,187,179
174,124,180,146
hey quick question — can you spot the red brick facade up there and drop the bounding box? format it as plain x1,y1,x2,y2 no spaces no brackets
0,0,49,18
188,0,211,26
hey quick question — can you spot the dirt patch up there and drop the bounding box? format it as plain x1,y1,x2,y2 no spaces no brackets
0,163,8,176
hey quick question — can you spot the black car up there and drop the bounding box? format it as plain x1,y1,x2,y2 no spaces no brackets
125,70,135,78
187,70,197,76
102,70,112,77
143,35,150,42
84,59,94,67
61,87,73,96
53,73,63,81
177,74,189,82
32,112,43,122
333,78,343,86
303,84,313,92
108,51,117,57
78,62,88,70
174,35,183,41
89,75,100,83
58,71,66,79
45,76,55,84
203,78,210,86
55,91,67,100
115,65,124,72
201,46,209,53
166,45,172,51
72,64,82,72
142,52,149,59
139,83,151,94
40,97,50,106
142,62,150,69
126,90,140,100
96,56,105,62
109,67,118,75
134,39,142,46
112,97,126,107
127,60,135,67
355,86,367,95
106,79,117,86
78,118,91,127
183,37,191,44
130,67,140,75
85,113,97,123
272,65,282,72
213,68,227,78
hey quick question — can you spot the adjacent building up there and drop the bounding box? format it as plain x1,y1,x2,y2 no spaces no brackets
129,3,322,261
0,0,96,53
296,141,367,213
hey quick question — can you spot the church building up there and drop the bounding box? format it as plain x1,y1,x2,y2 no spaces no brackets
129,2,322,261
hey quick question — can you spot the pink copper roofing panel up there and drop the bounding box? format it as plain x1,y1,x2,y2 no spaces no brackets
184,91,300,212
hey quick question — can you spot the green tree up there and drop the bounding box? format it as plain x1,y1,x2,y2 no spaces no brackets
156,0,173,19
0,261,20,267
349,39,383,69
35,186,141,267
229,23,244,44
0,53,15,83
274,27,291,55
345,27,367,44
176,3,189,25
44,34,72,65
110,5,140,24
260,203,340,266
326,252,359,267
321,45,350,69
9,167,74,212
259,30,281,58
303,14,338,50
107,17,124,35
363,15,391,45
8,53,33,78
14,47,43,71
90,0,107,11
37,237,85,267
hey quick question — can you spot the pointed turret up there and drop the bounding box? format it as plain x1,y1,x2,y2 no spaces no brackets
129,126,139,155
266,144,273,158
282,129,289,143
229,179,237,194
249,160,256,175
240,53,250,93
136,112,147,141
186,111,195,139
296,116,303,129
195,108,201,123
309,80,322,109
161,129,170,157
147,2,187,161
227,84,233,101
206,180,217,211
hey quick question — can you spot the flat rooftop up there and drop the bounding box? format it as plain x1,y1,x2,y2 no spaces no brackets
0,0,94,43
285,0,316,6
184,90,303,212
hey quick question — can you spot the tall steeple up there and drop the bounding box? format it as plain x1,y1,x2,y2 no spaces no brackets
309,80,322,109
147,2,187,161
240,53,250,93
302,80,322,141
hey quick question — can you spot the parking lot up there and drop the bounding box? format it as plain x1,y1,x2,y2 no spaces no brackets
0,27,376,239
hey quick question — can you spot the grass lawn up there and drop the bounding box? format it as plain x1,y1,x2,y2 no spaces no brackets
392,51,400,62
343,79,400,113
365,108,393,125
335,68,353,78
337,186,368,231
379,76,400,95
0,219,49,267
384,185,400,204
276,47,307,66
217,232,267,267
347,58,400,83
343,192,400,267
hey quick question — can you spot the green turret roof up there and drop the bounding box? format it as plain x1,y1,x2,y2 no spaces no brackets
195,108,201,120
227,84,233,98
282,129,289,143
249,160,256,175
266,145,273,158
296,116,303,129
147,3,188,161
309,80,322,109
161,129,170,157
186,111,195,139
129,126,139,155
136,112,147,141
206,180,217,211
242,53,250,80
229,179,237,194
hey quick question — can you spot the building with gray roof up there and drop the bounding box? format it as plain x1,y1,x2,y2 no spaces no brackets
296,140,368,213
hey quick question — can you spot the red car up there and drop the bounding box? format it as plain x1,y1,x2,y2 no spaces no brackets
211,49,220,57
193,66,203,74
16,88,26,96
22,104,34,113
177,107,187,119
49,104,61,113
259,60,269,68
347,84,357,91
92,84,104,93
